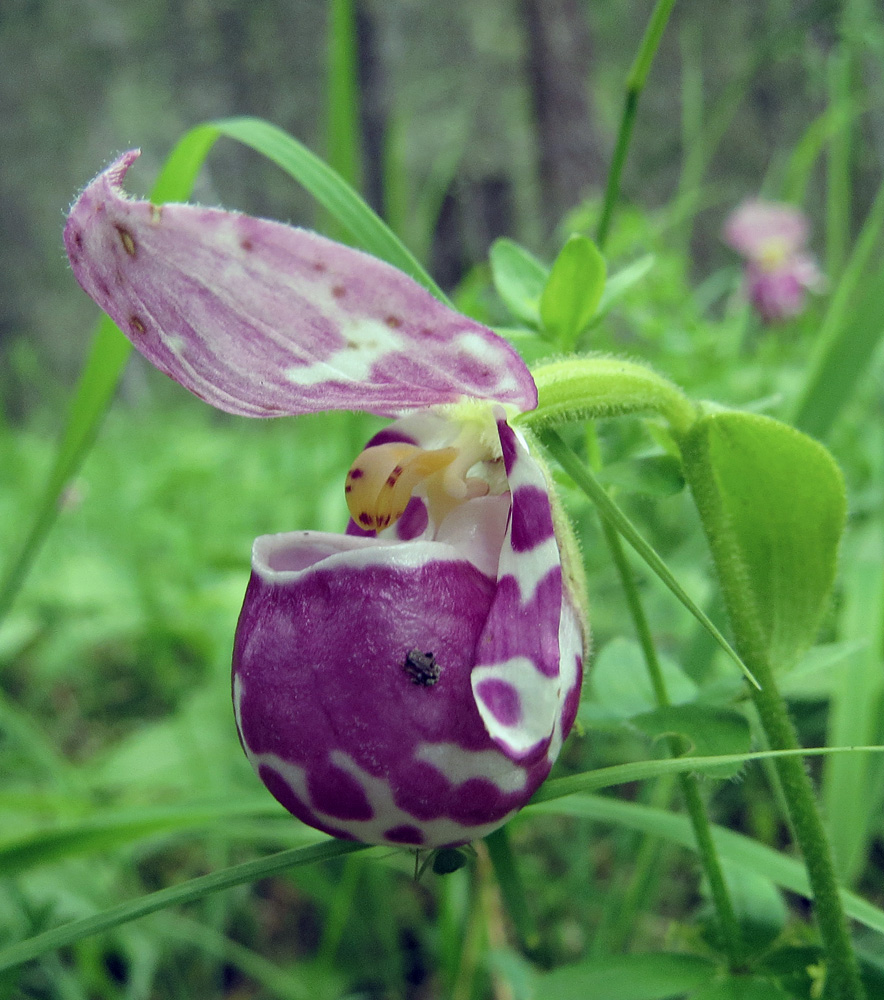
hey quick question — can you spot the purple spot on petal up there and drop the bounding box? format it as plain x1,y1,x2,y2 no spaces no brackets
449,778,512,826
345,518,375,537
258,764,356,841
384,824,425,845
561,660,583,735
498,420,518,476
308,761,374,821
476,678,523,726
395,497,429,541
365,428,419,449
509,485,555,552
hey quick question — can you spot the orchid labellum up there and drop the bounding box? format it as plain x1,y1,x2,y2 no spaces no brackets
64,152,587,848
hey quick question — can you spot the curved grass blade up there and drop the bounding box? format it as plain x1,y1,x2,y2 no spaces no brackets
211,116,445,299
2,747,881,971
0,839,368,972
531,745,884,804
528,792,884,937
0,797,282,878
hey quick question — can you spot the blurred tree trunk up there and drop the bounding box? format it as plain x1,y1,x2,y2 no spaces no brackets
356,1,388,217
520,0,605,233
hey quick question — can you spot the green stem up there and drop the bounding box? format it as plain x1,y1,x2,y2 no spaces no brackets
596,0,677,248
678,432,866,998
601,514,743,969
748,656,866,1000
485,826,540,955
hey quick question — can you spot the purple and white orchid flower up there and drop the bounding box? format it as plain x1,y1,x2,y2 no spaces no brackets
723,199,824,323
64,151,586,849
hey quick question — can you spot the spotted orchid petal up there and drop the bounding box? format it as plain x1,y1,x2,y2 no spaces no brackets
64,151,537,417
232,412,584,848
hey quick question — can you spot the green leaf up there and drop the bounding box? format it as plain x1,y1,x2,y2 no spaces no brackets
680,411,846,669
540,235,606,349
688,977,789,1000
598,453,685,497
536,953,716,1000
582,637,697,723
325,0,362,193
591,253,655,326
631,705,751,778
489,238,548,327
532,746,884,804
715,861,788,952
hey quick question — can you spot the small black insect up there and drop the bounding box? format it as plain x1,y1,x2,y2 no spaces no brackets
403,648,441,686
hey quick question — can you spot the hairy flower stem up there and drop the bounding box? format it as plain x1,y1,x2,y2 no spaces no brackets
596,0,677,247
600,512,743,969
747,654,866,1000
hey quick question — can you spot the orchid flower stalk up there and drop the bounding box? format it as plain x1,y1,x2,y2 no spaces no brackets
64,152,587,849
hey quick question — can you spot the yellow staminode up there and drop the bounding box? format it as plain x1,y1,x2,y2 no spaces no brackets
345,442,459,531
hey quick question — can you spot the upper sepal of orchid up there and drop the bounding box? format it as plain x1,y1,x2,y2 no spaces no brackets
64,150,538,418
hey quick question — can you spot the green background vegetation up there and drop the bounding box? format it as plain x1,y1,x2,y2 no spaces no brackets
2,0,884,997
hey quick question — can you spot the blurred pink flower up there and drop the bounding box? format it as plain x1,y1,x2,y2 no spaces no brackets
723,200,824,323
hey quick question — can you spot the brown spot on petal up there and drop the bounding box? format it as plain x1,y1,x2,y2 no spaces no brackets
332,284,347,299
130,315,146,335
385,315,402,329
311,260,327,273
385,465,404,487
115,225,136,256
240,238,254,251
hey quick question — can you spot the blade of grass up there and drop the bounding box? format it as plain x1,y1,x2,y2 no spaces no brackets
2,747,880,972
212,117,445,299
826,45,853,280
0,797,285,877
528,793,884,937
484,826,540,954
790,172,884,438
326,0,362,192
0,839,369,972
531,745,884,805
822,525,884,884
596,0,677,247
